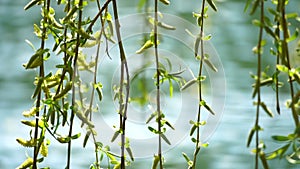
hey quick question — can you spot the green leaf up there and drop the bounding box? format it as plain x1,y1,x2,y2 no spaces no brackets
157,22,176,30
75,110,95,127
146,111,157,124
204,54,218,72
62,6,78,23
286,13,298,19
57,136,70,143
16,157,33,169
201,142,209,148
71,133,81,140
287,28,299,43
160,133,171,145
94,82,103,101
182,152,193,167
286,155,300,164
200,100,216,115
24,0,41,10
202,34,212,41
53,82,72,100
126,147,134,161
24,49,45,69
277,64,289,73
23,107,38,117
148,126,159,134
25,39,36,51
252,19,262,27
152,155,160,169
83,130,91,147
244,0,252,12
32,78,43,99
40,141,48,157
264,26,277,40
159,0,170,5
247,128,255,147
136,40,153,54
207,0,217,11
165,120,175,130
180,78,197,91
16,138,36,147
271,135,290,142
260,102,274,117
111,130,120,142
250,0,260,15
266,144,290,160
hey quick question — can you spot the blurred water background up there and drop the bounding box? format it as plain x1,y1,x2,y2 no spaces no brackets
0,0,299,168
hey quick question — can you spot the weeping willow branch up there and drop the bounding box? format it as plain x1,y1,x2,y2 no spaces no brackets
153,0,163,169
66,0,83,168
85,0,107,167
112,1,130,168
32,0,49,168
253,1,264,169
190,1,206,168
280,0,299,127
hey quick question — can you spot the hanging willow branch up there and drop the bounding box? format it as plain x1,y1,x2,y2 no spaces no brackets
112,0,131,168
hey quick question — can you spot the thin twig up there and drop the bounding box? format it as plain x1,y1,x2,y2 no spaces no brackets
32,0,49,168
280,1,299,127
153,0,163,168
87,0,113,32
66,0,83,168
112,1,130,168
191,1,206,168
254,1,264,168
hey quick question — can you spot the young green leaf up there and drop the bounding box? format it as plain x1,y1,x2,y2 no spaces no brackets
83,130,91,147
136,40,153,54
126,147,134,161
40,141,48,157
180,78,197,91
16,157,33,169
160,133,171,145
204,56,218,72
146,111,158,124
157,21,176,30
111,130,120,142
159,0,170,5
247,128,255,147
24,49,45,69
53,81,72,100
16,138,36,147
94,82,103,101
182,152,193,166
260,102,274,117
152,155,160,169
24,0,41,10
207,0,217,11
271,135,290,142
200,100,216,115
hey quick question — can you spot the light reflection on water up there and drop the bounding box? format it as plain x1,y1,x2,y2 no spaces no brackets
0,0,299,169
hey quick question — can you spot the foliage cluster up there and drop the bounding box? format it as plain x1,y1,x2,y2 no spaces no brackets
17,0,299,169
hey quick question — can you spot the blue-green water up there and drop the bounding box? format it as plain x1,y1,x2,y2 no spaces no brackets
0,0,299,168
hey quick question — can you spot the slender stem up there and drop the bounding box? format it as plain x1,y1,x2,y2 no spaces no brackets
85,1,107,167
191,1,206,168
66,0,83,168
112,1,130,168
153,0,163,168
275,1,280,115
32,0,49,168
87,0,113,32
254,1,264,169
280,0,299,127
